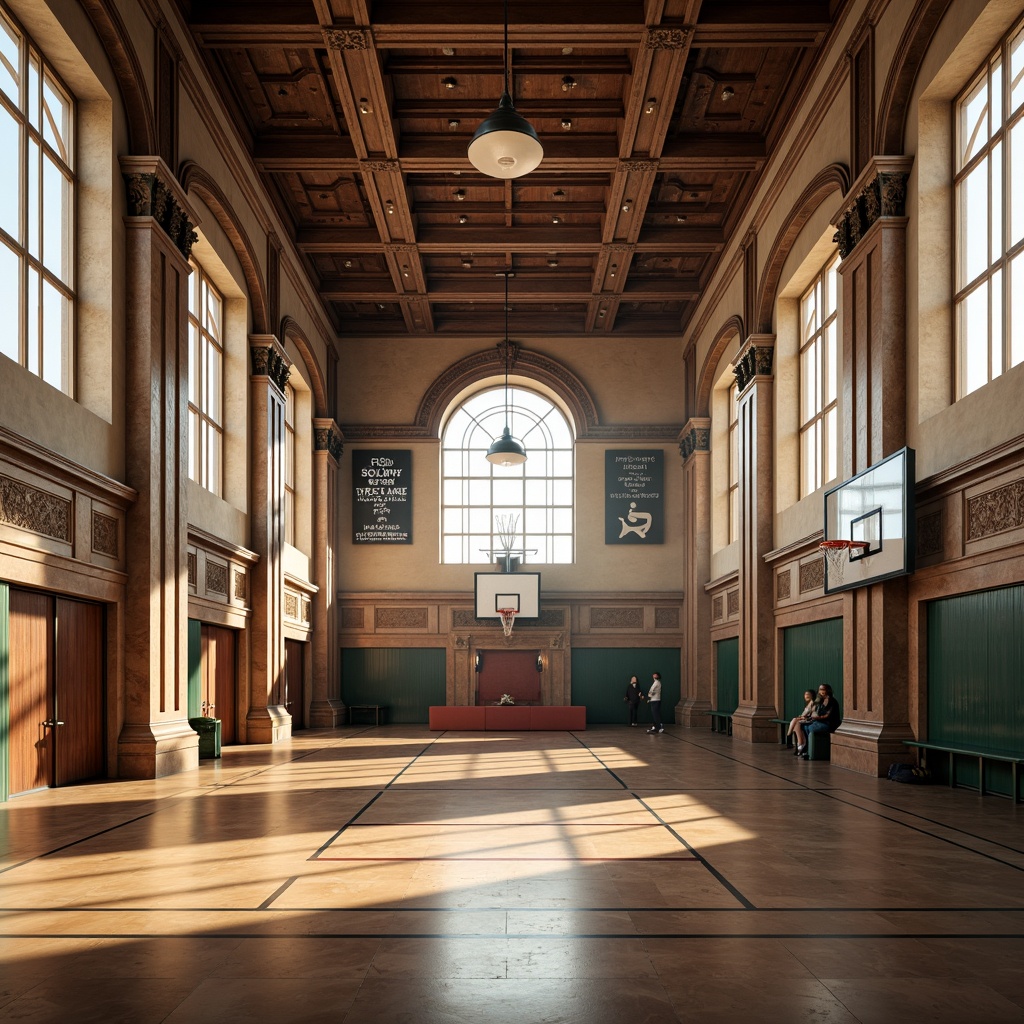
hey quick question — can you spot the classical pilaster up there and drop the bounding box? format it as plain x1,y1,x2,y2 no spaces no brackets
247,335,291,743
732,336,778,743
678,418,712,726
831,156,915,774
117,156,201,779
308,418,345,727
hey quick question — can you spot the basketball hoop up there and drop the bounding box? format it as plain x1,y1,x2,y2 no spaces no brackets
819,539,868,585
497,607,516,637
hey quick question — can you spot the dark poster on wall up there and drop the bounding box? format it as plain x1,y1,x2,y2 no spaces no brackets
605,450,664,544
352,450,412,543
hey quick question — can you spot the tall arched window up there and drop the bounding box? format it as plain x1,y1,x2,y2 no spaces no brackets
441,385,574,564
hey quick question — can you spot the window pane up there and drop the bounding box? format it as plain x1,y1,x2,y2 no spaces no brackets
41,276,65,391
1011,120,1023,248
960,159,990,285
442,536,463,562
960,72,989,166
26,49,37,128
442,508,463,532
825,321,837,404
1012,253,1024,367
0,240,17,361
27,134,38,258
553,479,573,505
205,341,222,424
0,15,19,104
991,141,1003,264
1011,25,1024,114
188,409,199,480
493,479,522,504
42,155,69,281
961,283,990,395
26,263,37,374
824,408,838,483
0,108,18,239
991,268,1003,378
42,72,69,159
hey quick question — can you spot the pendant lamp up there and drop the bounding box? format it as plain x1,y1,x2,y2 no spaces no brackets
486,272,527,466
468,0,543,179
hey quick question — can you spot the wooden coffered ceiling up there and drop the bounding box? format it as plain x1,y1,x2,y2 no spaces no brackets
177,0,846,339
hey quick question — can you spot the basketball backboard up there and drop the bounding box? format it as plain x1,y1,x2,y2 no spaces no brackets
474,571,541,621
822,447,915,593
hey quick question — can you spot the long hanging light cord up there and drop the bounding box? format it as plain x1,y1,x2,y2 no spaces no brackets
485,268,527,466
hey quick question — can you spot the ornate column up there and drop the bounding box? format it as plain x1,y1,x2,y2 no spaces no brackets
117,156,201,778
732,336,779,743
831,156,915,775
308,418,345,727
247,336,291,743
678,418,712,726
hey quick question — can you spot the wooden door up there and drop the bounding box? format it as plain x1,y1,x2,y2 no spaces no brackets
285,639,305,729
55,598,105,786
8,590,54,794
201,624,236,745
476,650,541,705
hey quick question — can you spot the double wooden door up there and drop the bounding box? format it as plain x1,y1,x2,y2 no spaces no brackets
8,590,105,795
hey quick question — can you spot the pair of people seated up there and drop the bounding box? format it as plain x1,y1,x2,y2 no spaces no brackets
788,684,841,758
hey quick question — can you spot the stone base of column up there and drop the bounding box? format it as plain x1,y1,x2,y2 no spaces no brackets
247,705,293,744
830,719,916,777
117,720,199,779
731,705,780,743
677,698,712,729
308,699,346,728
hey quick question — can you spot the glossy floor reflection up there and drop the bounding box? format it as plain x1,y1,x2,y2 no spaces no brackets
2,725,1023,1022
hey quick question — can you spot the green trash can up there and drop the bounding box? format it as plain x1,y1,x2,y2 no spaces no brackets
808,729,831,761
189,716,222,759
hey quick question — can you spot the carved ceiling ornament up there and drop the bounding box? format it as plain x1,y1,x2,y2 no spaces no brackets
323,28,368,50
646,26,694,50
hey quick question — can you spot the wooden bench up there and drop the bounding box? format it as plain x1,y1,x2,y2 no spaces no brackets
709,710,732,735
348,704,387,726
902,740,1023,802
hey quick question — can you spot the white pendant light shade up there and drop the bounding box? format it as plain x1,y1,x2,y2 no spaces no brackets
468,93,543,179
486,426,527,466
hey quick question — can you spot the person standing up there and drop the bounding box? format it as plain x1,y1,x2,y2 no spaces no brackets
624,674,645,726
646,672,664,733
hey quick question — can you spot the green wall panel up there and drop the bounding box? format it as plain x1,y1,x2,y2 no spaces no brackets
782,618,843,718
715,637,739,713
571,649,680,725
0,582,8,802
187,618,202,720
927,585,1024,759
341,648,446,724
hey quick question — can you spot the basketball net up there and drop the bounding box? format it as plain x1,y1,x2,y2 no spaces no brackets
497,607,516,637
819,540,867,585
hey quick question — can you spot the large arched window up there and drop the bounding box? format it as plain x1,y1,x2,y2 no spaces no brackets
441,385,574,564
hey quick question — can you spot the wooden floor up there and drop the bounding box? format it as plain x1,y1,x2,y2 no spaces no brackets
2,725,1023,1023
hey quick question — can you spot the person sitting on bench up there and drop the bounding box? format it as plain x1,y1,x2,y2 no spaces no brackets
787,689,818,752
793,684,841,759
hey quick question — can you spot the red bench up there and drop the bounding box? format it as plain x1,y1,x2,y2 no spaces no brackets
429,706,586,731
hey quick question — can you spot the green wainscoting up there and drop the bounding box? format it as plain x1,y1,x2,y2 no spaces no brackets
715,637,739,714
782,618,843,718
570,649,680,725
341,648,446,724
927,585,1024,795
0,582,8,802
187,618,202,720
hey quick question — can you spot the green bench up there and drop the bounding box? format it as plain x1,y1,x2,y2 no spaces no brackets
902,740,1023,802
709,710,733,735
769,717,791,746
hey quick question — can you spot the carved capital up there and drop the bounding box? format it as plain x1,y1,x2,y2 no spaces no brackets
249,337,291,392
733,337,775,392
832,161,911,258
678,417,712,461
121,168,198,259
313,418,345,461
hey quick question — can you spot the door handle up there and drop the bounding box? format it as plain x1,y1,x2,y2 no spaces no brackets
42,719,65,728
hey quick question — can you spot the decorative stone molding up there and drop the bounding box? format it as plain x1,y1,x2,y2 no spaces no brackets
645,26,693,49
832,157,912,258
713,595,723,621
727,589,739,615
234,570,246,600
250,337,291,392
966,480,1024,541
777,569,792,601
323,27,368,50
342,607,365,629
302,599,311,623
376,607,428,629
120,156,198,259
679,418,711,460
313,419,345,461
91,511,119,558
0,474,71,542
539,608,566,628
655,606,679,629
361,159,399,173
453,634,471,649
591,607,644,630
618,159,658,174
188,552,197,587
733,337,775,392
284,592,300,620
800,558,825,592
205,560,228,595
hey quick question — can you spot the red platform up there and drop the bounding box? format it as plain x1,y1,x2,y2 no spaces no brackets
429,705,586,731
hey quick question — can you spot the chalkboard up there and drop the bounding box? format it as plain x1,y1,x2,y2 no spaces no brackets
352,450,412,543
605,450,664,544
